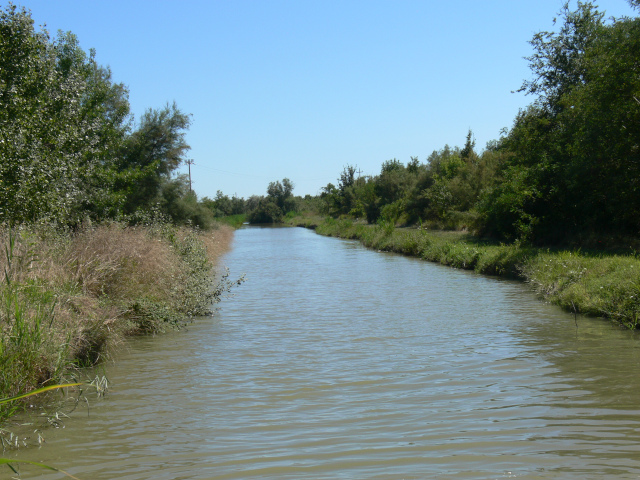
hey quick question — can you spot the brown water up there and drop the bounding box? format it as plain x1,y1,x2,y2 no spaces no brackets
9,226,640,479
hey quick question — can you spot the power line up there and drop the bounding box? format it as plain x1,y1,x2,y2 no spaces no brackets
191,164,330,183
193,164,269,179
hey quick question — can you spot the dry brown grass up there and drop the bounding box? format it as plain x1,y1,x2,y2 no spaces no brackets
63,224,182,300
198,223,235,263
0,221,237,402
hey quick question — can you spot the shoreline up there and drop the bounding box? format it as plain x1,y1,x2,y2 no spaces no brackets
287,215,640,330
0,222,237,421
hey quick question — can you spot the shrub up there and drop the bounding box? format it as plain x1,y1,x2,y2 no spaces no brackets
0,221,238,415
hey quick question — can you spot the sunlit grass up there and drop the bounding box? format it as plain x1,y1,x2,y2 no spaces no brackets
291,215,640,329
216,214,247,229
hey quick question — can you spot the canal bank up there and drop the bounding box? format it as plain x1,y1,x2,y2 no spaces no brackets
0,222,238,422
9,225,640,480
288,215,640,329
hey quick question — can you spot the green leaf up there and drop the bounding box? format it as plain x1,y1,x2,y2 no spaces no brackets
0,458,82,480
0,383,82,405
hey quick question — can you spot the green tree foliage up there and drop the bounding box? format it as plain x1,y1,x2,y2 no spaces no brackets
478,2,640,243
518,1,605,113
559,16,640,235
54,33,132,220
318,136,499,229
117,102,191,214
0,6,132,224
248,197,284,223
267,178,295,212
155,175,216,229
248,178,296,223
0,5,208,228
320,165,383,221
201,191,247,217
374,159,411,212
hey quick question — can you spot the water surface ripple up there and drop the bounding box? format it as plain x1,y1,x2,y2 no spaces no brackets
12,226,640,479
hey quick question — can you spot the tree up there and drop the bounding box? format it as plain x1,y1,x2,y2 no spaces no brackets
407,156,420,174
556,14,640,235
478,2,640,243
117,102,191,214
338,165,356,192
248,197,283,223
0,5,207,228
518,1,605,113
53,31,132,220
266,178,295,212
248,178,295,223
0,6,63,223
320,182,339,215
156,175,215,229
0,6,132,224
230,195,246,215
460,130,476,161
381,158,402,174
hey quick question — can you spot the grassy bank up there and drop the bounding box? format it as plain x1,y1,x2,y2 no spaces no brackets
0,221,238,420
216,214,247,229
288,215,640,329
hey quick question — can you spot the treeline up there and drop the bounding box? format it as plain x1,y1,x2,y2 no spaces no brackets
209,178,323,225
0,6,246,413
319,134,502,230
318,1,640,246
0,5,312,230
0,5,218,228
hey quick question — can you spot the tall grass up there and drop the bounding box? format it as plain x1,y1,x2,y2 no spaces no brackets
0,221,238,419
216,214,247,229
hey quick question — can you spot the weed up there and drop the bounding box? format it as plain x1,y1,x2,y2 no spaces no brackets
0,221,239,421
0,384,84,479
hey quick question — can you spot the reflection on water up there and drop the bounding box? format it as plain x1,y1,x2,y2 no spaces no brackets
10,226,640,479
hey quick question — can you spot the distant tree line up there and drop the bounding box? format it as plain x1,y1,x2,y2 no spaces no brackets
5,1,639,244
319,131,501,230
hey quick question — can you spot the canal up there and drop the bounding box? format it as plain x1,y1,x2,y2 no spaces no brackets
10,226,640,479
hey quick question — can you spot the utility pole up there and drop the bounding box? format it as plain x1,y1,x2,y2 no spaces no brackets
186,159,194,193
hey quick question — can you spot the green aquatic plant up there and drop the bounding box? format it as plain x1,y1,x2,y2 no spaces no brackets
0,383,82,405
0,458,82,480
0,383,83,479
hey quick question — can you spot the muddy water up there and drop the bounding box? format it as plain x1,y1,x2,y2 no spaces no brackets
9,226,640,479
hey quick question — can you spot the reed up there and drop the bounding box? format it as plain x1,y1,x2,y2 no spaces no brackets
1,384,84,479
0,458,82,480
216,214,247,229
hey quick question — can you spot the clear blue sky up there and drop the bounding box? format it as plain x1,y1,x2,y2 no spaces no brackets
13,0,638,199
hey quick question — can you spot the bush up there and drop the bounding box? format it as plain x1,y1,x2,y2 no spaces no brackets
0,221,239,415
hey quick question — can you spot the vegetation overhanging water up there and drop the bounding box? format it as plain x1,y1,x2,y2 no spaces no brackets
0,222,238,425
2,1,640,475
